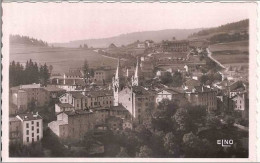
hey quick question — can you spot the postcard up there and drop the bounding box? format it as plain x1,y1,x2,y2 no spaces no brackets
1,2,259,162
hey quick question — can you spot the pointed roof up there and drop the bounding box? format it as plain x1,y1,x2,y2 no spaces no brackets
134,58,139,78
115,58,121,79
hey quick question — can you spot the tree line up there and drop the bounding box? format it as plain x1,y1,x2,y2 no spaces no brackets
189,19,249,38
10,34,48,47
10,59,50,87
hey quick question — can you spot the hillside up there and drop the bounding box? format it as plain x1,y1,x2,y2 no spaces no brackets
10,34,49,47
10,44,118,73
188,19,249,43
51,28,203,48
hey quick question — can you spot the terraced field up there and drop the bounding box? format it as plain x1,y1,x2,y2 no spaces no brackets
209,41,249,65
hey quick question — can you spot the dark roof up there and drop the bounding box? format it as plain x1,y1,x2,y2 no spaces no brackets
17,113,42,121
86,90,113,97
194,86,215,93
63,110,93,116
57,103,74,108
44,85,66,92
71,92,87,99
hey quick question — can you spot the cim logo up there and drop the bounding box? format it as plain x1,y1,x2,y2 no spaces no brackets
217,139,233,147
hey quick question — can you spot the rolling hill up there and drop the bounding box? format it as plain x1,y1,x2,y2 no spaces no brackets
51,28,203,48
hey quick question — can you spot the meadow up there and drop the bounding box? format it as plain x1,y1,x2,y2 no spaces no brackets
10,44,118,73
209,41,249,65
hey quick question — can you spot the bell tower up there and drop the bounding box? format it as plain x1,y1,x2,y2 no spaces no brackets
112,58,121,106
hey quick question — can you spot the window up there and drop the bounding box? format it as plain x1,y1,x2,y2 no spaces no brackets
32,133,34,137
26,130,29,135
37,129,39,133
32,126,34,131
37,122,39,127
32,138,34,143
26,123,29,128
27,137,29,142
31,121,34,125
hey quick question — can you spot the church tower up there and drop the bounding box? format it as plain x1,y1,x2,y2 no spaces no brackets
132,58,140,86
112,58,122,106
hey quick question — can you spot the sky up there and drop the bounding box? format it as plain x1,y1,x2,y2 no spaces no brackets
3,2,251,43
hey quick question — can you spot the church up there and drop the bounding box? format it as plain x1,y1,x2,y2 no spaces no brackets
112,58,156,124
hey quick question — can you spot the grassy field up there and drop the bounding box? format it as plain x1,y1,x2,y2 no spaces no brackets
10,44,118,73
209,41,249,64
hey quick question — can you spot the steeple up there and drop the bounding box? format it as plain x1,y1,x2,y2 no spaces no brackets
132,58,140,86
115,57,120,79
112,57,122,106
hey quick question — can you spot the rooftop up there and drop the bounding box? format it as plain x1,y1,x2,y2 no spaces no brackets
71,92,88,99
63,109,93,116
44,85,66,92
17,113,42,121
9,116,20,122
57,103,74,108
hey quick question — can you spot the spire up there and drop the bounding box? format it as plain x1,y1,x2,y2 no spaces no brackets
132,58,140,86
134,58,139,78
115,57,120,79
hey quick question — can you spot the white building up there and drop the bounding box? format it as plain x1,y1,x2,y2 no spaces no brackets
16,113,43,145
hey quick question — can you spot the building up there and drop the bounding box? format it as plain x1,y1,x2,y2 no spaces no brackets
93,67,114,85
48,110,95,140
161,40,189,52
85,90,114,109
55,103,75,113
9,117,22,144
10,84,50,113
156,88,186,104
185,86,217,112
59,92,88,110
16,112,43,145
230,93,246,111
43,85,66,99
112,58,156,123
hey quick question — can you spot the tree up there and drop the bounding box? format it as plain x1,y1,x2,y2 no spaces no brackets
172,71,183,87
173,108,191,132
136,145,153,157
206,112,221,129
116,147,129,157
82,60,89,83
163,132,179,156
160,72,173,85
83,44,88,49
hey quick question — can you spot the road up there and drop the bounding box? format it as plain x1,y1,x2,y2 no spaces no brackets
206,48,226,69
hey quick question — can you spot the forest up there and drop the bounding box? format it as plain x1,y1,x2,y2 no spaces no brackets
9,59,51,87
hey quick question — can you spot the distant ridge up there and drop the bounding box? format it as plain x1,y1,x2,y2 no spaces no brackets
51,28,203,48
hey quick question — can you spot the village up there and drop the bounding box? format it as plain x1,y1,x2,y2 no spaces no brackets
9,37,249,157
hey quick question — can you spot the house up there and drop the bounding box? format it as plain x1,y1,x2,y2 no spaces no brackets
9,117,22,144
85,90,114,109
93,67,114,85
185,86,217,112
48,110,95,140
16,112,43,145
55,103,75,113
10,84,50,112
156,88,185,104
59,92,88,110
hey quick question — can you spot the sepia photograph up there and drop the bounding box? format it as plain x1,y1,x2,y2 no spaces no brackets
1,2,258,162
